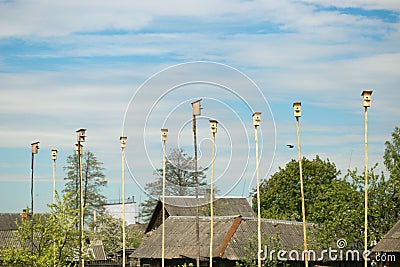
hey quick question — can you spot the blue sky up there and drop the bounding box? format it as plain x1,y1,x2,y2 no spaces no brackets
0,0,399,216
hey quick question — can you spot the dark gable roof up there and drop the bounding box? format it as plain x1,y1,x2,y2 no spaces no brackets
372,220,400,253
164,196,255,217
88,236,107,260
133,216,305,261
136,216,237,260
145,196,255,233
0,213,106,260
0,229,32,250
0,230,20,249
127,222,147,234
0,213,49,251
225,218,304,260
0,213,25,249
0,213,22,231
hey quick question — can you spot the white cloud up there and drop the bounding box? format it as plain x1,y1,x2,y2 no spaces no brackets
1,0,397,37
0,0,151,37
0,0,254,37
1,0,399,211
299,0,400,11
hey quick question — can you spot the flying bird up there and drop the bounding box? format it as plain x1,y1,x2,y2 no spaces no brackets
286,144,294,149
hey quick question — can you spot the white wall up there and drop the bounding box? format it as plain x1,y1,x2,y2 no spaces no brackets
104,202,137,225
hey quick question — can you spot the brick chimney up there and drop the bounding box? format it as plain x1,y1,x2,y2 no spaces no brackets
22,209,28,220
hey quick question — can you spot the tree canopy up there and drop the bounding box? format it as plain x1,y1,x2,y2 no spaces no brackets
256,126,400,250
383,126,400,209
63,150,107,225
139,148,208,222
90,214,143,255
258,156,340,222
0,193,79,267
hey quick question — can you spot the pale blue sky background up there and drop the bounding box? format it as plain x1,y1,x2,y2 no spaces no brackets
0,1,399,217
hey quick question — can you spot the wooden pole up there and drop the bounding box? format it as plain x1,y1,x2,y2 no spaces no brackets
191,100,201,267
53,155,57,267
364,106,369,267
30,152,34,267
254,126,261,267
296,117,308,267
209,131,216,267
79,143,84,267
162,137,166,267
122,145,126,267
193,114,200,267
361,90,372,267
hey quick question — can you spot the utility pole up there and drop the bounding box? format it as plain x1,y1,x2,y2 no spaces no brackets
76,129,86,267
191,99,202,267
161,129,168,267
30,141,40,267
52,149,57,267
209,120,218,267
120,136,127,267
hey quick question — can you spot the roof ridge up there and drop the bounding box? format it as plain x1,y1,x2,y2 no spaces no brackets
241,217,313,225
160,196,205,199
158,195,248,199
167,215,240,219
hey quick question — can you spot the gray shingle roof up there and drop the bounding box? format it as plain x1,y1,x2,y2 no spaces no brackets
0,213,22,231
0,230,20,248
134,216,236,259
88,236,107,260
372,220,400,253
145,196,255,233
225,219,304,260
165,196,255,217
133,216,306,261
159,196,254,217
0,213,25,250
0,213,107,260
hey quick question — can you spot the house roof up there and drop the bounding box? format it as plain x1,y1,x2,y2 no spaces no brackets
0,213,106,260
372,220,400,253
164,196,255,217
0,230,21,249
0,213,50,251
0,213,25,249
145,196,255,233
133,216,305,261
0,231,107,261
0,213,22,231
87,236,107,260
225,218,304,260
137,216,237,260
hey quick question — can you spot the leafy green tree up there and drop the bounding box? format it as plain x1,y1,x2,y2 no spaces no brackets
90,214,143,255
349,166,399,243
311,169,364,249
257,152,400,250
336,163,400,248
140,148,208,222
236,233,289,267
257,155,368,249
384,126,400,179
63,150,107,225
383,126,400,218
0,193,79,267
257,156,340,221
